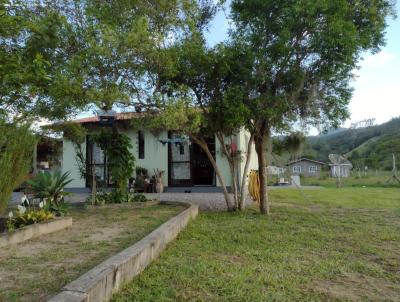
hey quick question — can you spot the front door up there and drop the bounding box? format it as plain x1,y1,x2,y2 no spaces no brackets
86,136,112,188
168,133,215,187
191,137,215,186
168,133,192,186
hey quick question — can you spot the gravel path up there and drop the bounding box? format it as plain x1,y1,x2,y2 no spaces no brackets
145,193,255,211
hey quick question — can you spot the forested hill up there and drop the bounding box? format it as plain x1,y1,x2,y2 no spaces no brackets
303,117,400,170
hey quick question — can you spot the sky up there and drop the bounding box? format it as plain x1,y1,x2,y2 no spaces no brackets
204,2,400,129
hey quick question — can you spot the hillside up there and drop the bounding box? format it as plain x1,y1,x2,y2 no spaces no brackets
303,117,400,170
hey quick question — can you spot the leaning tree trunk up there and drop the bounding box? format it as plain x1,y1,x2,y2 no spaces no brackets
190,135,235,211
215,133,239,210
229,161,239,209
254,130,270,215
239,133,254,210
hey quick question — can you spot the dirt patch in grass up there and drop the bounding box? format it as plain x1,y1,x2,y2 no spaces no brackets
0,203,184,302
310,273,400,301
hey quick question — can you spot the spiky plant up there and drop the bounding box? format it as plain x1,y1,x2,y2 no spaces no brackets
27,171,72,206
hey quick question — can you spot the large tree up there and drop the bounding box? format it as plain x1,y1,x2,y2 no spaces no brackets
0,0,216,211
229,0,395,214
1,0,218,121
155,35,254,211
0,1,75,121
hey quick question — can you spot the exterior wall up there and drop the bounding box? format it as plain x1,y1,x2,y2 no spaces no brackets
61,126,254,189
288,161,323,177
215,135,232,187
62,139,86,188
237,129,258,188
214,129,257,189
126,129,169,186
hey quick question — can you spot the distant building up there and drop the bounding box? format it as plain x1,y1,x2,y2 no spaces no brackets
329,160,353,178
267,165,286,175
286,158,326,177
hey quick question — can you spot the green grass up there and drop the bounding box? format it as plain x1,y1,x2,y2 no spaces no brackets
0,203,184,302
112,188,400,302
271,187,400,209
300,172,400,188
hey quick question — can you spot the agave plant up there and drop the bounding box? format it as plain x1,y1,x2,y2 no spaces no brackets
26,171,72,206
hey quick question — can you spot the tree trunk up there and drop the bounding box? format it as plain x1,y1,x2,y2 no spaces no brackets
239,133,254,210
190,135,234,211
215,132,239,210
255,131,269,215
229,161,239,209
91,162,97,205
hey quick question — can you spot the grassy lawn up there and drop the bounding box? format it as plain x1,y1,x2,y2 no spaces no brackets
300,172,399,188
0,202,184,302
112,188,400,302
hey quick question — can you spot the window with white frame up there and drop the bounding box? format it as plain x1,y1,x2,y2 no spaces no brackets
293,165,301,173
309,165,317,173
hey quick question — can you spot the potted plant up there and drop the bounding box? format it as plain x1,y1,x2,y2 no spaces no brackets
135,167,148,192
154,169,165,193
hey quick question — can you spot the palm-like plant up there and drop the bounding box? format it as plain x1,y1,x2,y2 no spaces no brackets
26,171,72,206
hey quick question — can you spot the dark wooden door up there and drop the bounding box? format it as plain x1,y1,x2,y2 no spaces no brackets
168,132,192,187
191,137,215,186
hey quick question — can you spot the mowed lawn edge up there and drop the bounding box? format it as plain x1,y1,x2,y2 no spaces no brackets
112,188,400,302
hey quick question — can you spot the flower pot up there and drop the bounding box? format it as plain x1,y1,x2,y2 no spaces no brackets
155,181,164,193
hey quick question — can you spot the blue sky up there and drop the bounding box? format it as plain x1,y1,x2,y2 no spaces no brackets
205,2,400,128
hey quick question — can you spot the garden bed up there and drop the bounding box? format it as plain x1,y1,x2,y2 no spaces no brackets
0,217,72,248
49,201,197,302
0,202,185,302
84,199,159,209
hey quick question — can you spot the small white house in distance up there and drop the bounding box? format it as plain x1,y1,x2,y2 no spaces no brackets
60,112,258,192
329,160,353,178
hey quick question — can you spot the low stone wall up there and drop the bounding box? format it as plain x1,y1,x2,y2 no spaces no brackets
0,217,72,248
48,202,198,302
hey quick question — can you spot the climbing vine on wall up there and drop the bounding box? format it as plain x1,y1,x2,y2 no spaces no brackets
93,129,135,192
52,123,135,193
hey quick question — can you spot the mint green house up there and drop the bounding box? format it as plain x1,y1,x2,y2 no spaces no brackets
62,112,258,192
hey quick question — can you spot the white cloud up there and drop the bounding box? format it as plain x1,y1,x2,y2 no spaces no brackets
360,50,396,68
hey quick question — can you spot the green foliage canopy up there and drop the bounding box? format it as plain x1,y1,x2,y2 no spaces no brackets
0,122,37,214
230,0,395,132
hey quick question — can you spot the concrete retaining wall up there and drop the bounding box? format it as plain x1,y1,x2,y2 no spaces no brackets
0,217,72,248
48,202,198,302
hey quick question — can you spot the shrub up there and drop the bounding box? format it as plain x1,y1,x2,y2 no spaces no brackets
7,208,54,231
0,122,37,214
26,171,72,215
132,193,147,203
87,190,149,205
49,203,70,217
